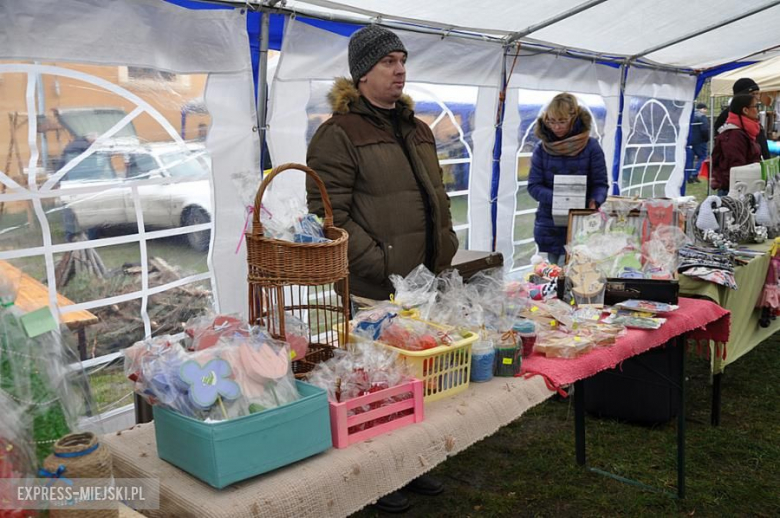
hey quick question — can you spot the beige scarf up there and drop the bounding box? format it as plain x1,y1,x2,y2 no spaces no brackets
541,130,590,157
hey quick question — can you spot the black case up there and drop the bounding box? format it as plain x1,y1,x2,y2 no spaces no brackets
583,344,681,425
450,250,504,281
603,278,679,305
556,277,679,305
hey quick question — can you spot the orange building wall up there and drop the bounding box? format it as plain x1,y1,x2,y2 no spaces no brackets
0,62,209,183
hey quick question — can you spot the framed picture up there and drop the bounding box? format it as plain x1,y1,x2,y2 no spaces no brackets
565,208,645,246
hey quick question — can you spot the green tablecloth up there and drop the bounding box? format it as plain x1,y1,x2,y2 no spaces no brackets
679,241,780,373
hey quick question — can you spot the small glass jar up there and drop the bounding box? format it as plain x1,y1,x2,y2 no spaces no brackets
494,345,520,377
470,340,495,382
513,320,537,358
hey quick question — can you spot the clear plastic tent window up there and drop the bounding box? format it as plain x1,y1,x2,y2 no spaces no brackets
0,2,256,429
0,61,215,415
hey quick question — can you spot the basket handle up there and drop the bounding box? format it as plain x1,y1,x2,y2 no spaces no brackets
252,163,334,236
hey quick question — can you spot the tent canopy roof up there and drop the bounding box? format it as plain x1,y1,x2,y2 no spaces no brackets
711,55,780,95
274,0,780,71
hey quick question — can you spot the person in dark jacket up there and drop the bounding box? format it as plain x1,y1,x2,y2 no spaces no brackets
714,78,770,159
306,26,458,303
686,103,710,184
306,26,456,513
527,93,609,265
711,94,762,195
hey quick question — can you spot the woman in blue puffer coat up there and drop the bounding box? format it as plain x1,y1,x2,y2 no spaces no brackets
528,93,609,265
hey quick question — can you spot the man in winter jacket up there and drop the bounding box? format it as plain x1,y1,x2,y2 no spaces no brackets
306,26,458,302
306,25,457,514
686,103,710,184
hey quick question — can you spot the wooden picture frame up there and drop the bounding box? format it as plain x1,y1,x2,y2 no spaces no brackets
565,208,645,247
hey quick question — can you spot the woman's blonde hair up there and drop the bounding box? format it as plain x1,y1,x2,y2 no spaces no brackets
544,92,579,122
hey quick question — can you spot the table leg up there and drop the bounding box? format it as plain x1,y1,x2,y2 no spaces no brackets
135,394,154,424
77,327,87,361
574,380,586,466
711,372,722,427
677,336,686,500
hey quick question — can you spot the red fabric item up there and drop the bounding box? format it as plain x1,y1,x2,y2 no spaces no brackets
699,158,709,179
519,298,730,390
726,112,760,140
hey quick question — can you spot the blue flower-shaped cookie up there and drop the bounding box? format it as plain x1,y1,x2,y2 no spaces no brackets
180,359,241,409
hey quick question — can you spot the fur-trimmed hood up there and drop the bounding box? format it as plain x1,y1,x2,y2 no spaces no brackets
328,77,415,115
534,106,593,143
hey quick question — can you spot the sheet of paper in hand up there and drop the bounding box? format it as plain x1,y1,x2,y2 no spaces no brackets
552,175,587,227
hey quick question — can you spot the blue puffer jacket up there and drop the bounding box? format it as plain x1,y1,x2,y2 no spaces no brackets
527,109,609,256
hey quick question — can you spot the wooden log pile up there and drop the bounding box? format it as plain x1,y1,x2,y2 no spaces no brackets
60,251,211,358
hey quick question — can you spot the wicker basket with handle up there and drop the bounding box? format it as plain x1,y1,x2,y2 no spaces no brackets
246,163,349,376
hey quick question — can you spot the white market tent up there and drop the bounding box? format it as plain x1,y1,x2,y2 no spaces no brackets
3,0,780,428
284,0,780,69
712,54,780,95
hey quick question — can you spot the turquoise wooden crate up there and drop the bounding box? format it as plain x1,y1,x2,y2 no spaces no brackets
153,380,331,489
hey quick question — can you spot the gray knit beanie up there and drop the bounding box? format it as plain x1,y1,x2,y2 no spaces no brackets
348,25,407,83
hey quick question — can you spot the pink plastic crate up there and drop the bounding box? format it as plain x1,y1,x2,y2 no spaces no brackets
329,379,424,448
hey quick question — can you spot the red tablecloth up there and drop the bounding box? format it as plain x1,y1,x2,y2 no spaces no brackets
520,297,730,391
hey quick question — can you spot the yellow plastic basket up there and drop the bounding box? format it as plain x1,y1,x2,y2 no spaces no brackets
349,324,477,402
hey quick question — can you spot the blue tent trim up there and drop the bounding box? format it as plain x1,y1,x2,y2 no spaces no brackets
695,61,757,98
611,65,629,195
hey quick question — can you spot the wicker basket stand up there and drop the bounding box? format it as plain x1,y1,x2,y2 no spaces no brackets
246,163,349,377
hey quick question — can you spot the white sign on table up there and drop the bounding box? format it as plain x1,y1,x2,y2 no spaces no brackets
552,175,587,227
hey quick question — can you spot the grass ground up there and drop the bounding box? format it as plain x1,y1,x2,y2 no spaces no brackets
684,176,710,203
353,334,780,518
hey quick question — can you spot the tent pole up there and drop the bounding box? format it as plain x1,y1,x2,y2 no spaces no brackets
490,45,510,253
257,10,270,174
709,86,715,198
611,62,629,196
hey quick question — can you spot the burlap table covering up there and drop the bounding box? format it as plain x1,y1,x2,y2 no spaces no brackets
118,504,145,517
104,375,554,517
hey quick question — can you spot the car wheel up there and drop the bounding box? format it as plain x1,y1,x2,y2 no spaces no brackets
182,206,211,252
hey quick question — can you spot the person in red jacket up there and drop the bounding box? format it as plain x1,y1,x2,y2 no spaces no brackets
711,94,762,195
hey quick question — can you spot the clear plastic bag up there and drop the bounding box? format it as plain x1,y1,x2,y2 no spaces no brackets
258,195,329,243
125,331,300,421
219,334,300,415
568,230,639,279
603,310,666,329
390,264,437,310
125,336,198,417
0,391,39,517
533,328,594,358
565,249,606,307
378,317,444,351
642,225,689,280
281,313,310,361
184,311,251,351
0,267,21,307
1,304,97,463
306,342,413,403
573,321,626,347
522,299,575,331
